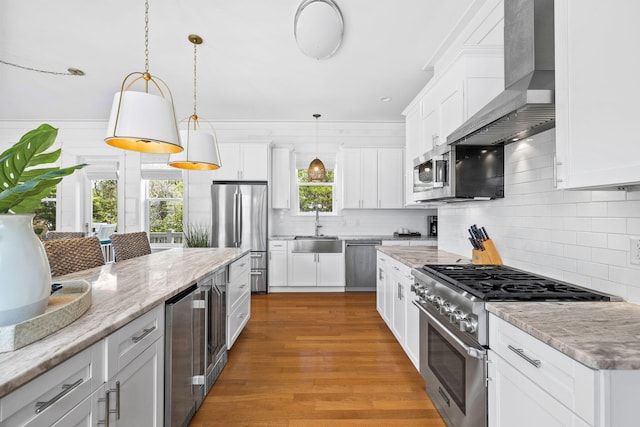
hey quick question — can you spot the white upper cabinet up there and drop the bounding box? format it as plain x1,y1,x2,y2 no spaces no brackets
214,142,270,181
342,148,403,209
554,0,640,189
270,147,291,209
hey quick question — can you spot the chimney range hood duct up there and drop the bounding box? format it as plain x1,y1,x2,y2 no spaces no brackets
448,0,555,146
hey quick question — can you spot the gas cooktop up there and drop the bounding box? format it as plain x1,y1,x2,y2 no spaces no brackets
419,264,613,302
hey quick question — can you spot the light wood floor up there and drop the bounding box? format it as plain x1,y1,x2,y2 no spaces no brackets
189,292,445,427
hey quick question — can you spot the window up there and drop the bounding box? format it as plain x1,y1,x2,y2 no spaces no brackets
33,187,57,236
295,153,335,214
91,179,118,233
144,179,183,244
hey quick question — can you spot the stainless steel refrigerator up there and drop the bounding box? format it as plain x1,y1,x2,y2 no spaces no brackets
211,181,268,293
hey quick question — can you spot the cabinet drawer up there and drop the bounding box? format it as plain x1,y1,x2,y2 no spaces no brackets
229,254,250,281
228,269,250,311
227,293,251,349
389,258,413,281
269,241,287,251
0,342,104,426
489,314,596,425
105,304,164,379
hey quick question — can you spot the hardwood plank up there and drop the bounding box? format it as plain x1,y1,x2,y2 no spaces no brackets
189,292,446,426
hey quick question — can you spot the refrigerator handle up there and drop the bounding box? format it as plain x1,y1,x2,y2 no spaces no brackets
237,191,243,247
233,190,241,246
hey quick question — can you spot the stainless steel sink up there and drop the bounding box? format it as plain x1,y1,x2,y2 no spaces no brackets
293,235,339,240
291,237,343,253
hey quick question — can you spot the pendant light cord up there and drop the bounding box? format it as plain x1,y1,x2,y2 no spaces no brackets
314,113,321,157
193,41,198,120
144,0,150,74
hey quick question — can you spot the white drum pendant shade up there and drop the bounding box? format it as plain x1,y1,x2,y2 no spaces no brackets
105,91,183,154
295,0,344,60
170,129,221,170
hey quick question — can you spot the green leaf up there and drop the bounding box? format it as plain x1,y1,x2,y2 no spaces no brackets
0,123,85,214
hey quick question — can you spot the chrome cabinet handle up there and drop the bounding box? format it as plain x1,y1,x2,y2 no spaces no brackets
98,389,110,426
132,326,156,343
35,378,83,413
508,345,541,368
250,271,263,275
107,381,121,420
553,155,564,188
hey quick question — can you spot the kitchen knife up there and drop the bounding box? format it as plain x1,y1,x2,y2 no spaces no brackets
481,227,489,241
469,237,478,249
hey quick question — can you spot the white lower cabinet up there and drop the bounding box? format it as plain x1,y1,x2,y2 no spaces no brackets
376,250,419,371
51,384,106,427
289,252,345,288
268,241,288,287
0,305,165,427
104,304,165,426
227,254,251,349
0,342,105,427
488,314,640,427
106,339,164,426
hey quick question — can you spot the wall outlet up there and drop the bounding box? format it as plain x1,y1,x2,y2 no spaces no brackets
631,237,640,266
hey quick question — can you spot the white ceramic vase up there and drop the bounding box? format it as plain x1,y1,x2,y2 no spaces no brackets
0,214,51,326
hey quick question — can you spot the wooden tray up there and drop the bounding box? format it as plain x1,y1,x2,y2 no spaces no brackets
0,280,92,353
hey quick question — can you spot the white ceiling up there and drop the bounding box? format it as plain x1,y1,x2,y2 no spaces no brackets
0,0,474,123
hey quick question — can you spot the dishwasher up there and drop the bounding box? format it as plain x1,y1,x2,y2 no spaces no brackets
345,240,381,291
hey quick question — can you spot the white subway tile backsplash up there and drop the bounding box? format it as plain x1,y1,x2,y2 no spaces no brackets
576,260,609,280
576,202,608,217
576,232,608,248
439,128,640,302
627,219,640,234
608,201,640,218
591,218,626,234
591,248,628,268
608,234,631,251
563,244,592,261
551,230,577,245
563,217,591,232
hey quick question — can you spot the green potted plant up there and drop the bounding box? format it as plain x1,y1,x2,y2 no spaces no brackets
0,124,85,326
183,223,211,248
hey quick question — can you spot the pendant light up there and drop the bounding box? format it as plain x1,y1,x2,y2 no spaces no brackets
307,113,326,182
169,34,222,170
105,0,182,154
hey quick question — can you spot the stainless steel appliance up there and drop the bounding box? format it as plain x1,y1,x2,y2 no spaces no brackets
413,144,504,202
211,181,268,293
411,264,618,427
448,0,555,146
345,240,381,291
203,269,227,391
164,284,206,427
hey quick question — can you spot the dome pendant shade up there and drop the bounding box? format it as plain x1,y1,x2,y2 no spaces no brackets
307,157,326,182
169,129,221,170
105,90,182,154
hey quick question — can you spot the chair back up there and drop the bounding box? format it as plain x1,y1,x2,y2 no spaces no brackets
43,236,106,277
110,232,152,262
44,231,85,241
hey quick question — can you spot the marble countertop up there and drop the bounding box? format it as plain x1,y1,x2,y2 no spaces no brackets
270,235,437,242
487,302,640,370
0,247,248,398
376,246,469,268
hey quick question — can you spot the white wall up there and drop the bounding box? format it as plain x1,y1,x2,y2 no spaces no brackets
0,120,434,236
438,129,640,303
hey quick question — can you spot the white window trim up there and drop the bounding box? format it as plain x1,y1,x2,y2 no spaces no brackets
142,177,184,248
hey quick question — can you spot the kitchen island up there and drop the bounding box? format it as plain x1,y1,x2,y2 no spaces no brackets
0,247,248,398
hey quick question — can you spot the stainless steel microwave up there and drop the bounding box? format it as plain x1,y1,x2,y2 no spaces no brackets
412,144,504,202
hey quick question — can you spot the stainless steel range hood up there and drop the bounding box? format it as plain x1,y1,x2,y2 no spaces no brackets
448,0,555,146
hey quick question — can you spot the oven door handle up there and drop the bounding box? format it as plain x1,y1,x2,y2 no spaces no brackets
413,301,485,360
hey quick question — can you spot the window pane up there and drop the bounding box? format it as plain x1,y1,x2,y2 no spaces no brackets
299,186,333,212
92,180,118,227
149,180,183,198
33,187,56,234
297,168,334,183
149,200,183,232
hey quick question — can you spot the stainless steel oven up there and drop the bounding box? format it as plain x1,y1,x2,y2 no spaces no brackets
411,263,618,427
416,301,486,427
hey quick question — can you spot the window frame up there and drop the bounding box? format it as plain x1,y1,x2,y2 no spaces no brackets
142,177,185,247
295,168,337,216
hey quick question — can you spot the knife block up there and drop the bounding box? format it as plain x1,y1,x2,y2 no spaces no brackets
472,239,503,265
